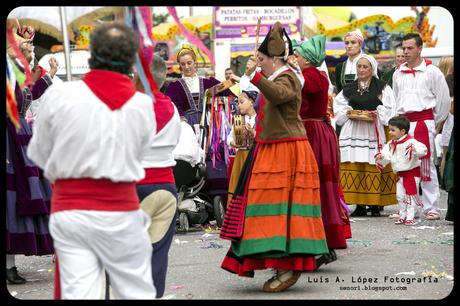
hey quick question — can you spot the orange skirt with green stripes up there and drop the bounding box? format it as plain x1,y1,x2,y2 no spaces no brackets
221,140,329,276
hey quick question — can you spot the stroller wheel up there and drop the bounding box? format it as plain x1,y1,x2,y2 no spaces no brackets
178,212,189,232
213,196,225,228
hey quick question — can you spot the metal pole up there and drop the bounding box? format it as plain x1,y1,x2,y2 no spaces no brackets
299,6,304,39
59,6,72,81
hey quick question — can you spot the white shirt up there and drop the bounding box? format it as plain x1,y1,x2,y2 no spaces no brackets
392,60,451,124
379,136,428,173
27,80,156,183
344,52,363,75
141,106,181,169
181,74,200,93
172,121,203,166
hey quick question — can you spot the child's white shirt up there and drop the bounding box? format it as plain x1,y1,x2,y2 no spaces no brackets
378,135,428,172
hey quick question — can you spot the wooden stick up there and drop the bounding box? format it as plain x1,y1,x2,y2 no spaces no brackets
205,79,235,99
254,17,261,54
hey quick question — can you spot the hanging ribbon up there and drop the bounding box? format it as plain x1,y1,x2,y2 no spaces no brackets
6,56,19,129
166,6,215,67
6,27,33,89
125,7,159,99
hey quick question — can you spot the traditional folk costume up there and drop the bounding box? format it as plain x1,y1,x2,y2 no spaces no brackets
221,23,328,289
226,91,258,206
165,52,233,202
6,56,55,261
392,59,451,219
293,35,351,250
334,54,397,208
27,70,157,299
334,29,365,94
135,91,181,298
376,135,428,225
443,131,454,222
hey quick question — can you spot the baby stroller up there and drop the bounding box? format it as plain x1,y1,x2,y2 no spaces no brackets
172,160,226,232
172,121,226,232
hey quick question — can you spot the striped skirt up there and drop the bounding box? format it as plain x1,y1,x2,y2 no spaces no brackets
6,118,54,255
221,140,329,276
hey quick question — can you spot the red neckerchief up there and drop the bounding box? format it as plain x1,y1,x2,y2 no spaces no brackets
390,134,411,155
153,91,174,132
400,58,432,77
82,69,136,110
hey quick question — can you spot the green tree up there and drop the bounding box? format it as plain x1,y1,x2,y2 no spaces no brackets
152,13,170,27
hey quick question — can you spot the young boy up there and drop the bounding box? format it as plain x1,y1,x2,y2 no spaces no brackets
375,116,428,226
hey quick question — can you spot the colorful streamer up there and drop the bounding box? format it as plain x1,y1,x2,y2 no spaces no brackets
125,6,159,99
166,6,215,67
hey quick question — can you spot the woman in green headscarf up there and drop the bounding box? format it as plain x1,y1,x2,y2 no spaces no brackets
292,35,352,263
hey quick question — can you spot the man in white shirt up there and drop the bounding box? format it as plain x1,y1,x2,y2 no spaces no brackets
392,33,451,220
27,22,157,299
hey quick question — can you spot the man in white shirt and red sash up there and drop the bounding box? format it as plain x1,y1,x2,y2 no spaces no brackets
392,33,451,220
27,23,157,299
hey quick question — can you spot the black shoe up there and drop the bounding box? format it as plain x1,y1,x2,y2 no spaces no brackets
6,267,26,285
351,205,367,217
370,206,381,217
315,249,337,270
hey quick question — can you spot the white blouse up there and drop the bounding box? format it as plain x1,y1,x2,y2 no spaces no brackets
392,60,451,124
181,74,200,94
27,81,156,183
378,137,428,173
333,84,395,164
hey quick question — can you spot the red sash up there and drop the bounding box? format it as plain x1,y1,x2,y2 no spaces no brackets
52,179,139,213
398,167,421,196
401,109,433,181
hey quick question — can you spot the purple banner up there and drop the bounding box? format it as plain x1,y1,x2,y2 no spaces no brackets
214,6,301,39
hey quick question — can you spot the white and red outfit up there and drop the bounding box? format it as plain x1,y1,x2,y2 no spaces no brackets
377,135,428,224
27,69,157,299
392,59,451,218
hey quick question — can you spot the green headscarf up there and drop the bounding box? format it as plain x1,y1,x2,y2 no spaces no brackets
292,35,326,67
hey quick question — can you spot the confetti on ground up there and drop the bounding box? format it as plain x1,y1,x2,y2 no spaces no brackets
412,226,436,230
48,269,53,273
174,239,189,244
169,284,186,290
421,270,449,279
350,218,368,221
11,291,17,297
446,275,454,281
395,271,416,276
37,269,46,272
200,241,223,249
347,239,372,247
441,232,454,235
185,293,194,299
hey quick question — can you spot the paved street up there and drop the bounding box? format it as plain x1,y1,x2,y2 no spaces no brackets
7,190,453,300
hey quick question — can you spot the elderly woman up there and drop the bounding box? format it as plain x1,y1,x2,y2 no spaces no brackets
292,35,351,254
333,54,397,217
220,22,329,293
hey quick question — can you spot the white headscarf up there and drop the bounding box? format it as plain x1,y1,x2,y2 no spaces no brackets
344,28,364,45
354,53,379,79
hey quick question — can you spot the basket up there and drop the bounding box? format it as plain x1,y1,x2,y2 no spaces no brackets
348,110,374,122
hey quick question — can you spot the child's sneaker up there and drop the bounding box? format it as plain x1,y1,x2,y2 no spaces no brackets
404,219,415,226
394,218,405,224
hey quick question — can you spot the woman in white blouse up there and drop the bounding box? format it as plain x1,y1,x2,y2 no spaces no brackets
333,53,397,217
